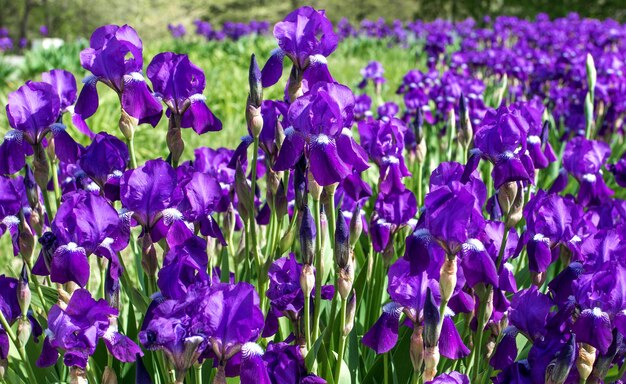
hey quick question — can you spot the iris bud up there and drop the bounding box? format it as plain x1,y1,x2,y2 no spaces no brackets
576,343,596,381
423,345,440,382
105,262,120,310
102,366,118,384
248,54,263,108
274,180,288,220
32,143,50,192
337,258,354,300
279,222,296,255
0,359,6,379
458,94,473,149
18,264,30,317
498,181,523,227
343,292,356,336
18,219,35,265
423,288,440,349
299,205,316,265
589,329,621,383
141,233,158,277
349,204,363,249
118,109,137,142
308,172,322,201
586,53,596,97
409,325,424,373
287,65,304,103
246,104,263,139
440,256,457,303
69,367,88,384
166,115,184,166
24,165,39,209
294,157,308,211
334,210,350,269
545,334,576,384
300,264,315,300
17,317,31,347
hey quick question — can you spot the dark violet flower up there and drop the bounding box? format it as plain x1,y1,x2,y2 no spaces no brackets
38,289,141,369
359,61,386,89
374,189,417,226
609,151,626,188
354,94,372,120
32,190,127,287
462,103,535,189
515,190,583,275
39,25,48,36
0,275,42,360
261,6,337,90
274,82,368,186
168,23,186,39
263,341,325,384
0,81,82,177
0,176,22,255
509,286,553,342
78,132,129,201
76,25,162,127
147,52,222,135
240,343,271,384
561,136,613,206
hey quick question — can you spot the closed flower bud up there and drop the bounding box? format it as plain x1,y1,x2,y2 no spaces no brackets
412,108,424,145
300,264,315,299
440,256,457,303
334,210,350,269
576,343,596,381
586,53,596,95
246,104,263,138
382,242,395,266
24,165,39,209
299,205,316,265
0,359,6,379
458,94,473,149
343,292,356,336
18,220,35,265
337,257,354,300
275,121,286,151
166,115,184,166
248,54,263,108
410,325,424,373
308,172,323,201
118,109,137,141
266,169,281,197
423,345,440,382
423,288,441,349
349,204,363,249
288,65,304,103
279,223,296,255
102,366,118,384
545,334,576,384
498,181,523,227
105,262,120,310
320,206,328,251
18,264,30,317
416,138,427,164
69,367,88,384
141,233,158,277
274,180,288,220
17,317,31,347
294,157,308,211
531,271,546,287
32,143,50,192
590,329,621,383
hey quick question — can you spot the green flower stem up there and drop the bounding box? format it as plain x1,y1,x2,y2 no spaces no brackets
127,137,138,169
334,296,348,382
51,158,62,206
312,198,323,343
303,291,312,350
249,135,261,269
327,188,336,247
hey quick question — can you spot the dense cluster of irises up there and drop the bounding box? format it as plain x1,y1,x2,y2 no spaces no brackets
167,20,271,41
0,5,626,384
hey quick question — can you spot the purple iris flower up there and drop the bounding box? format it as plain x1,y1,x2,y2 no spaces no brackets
425,162,487,255
559,136,613,206
363,258,469,359
168,23,186,38
518,99,556,169
0,176,22,255
263,254,334,338
461,103,535,189
140,281,264,379
359,61,386,89
358,117,410,194
32,190,127,287
609,151,626,188
0,81,82,176
263,340,326,383
76,25,162,127
41,69,94,137
78,132,129,201
120,158,183,242
354,94,373,120
39,25,48,36
274,82,369,186
38,289,142,369
261,6,337,92
146,52,222,135
515,190,583,275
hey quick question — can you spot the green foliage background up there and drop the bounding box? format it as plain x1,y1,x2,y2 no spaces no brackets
2,0,625,43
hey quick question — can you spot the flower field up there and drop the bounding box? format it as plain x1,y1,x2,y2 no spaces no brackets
0,6,626,384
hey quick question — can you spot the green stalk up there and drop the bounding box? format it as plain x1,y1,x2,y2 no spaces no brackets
334,297,348,382
51,158,62,206
248,136,261,267
416,161,423,206
327,188,337,246
304,293,312,350
0,311,37,384
312,198,323,343
126,137,138,169
195,365,202,384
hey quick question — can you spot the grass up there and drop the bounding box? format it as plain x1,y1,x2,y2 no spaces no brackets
0,35,420,156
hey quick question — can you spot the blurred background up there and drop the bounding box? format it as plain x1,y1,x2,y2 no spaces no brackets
2,0,626,42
